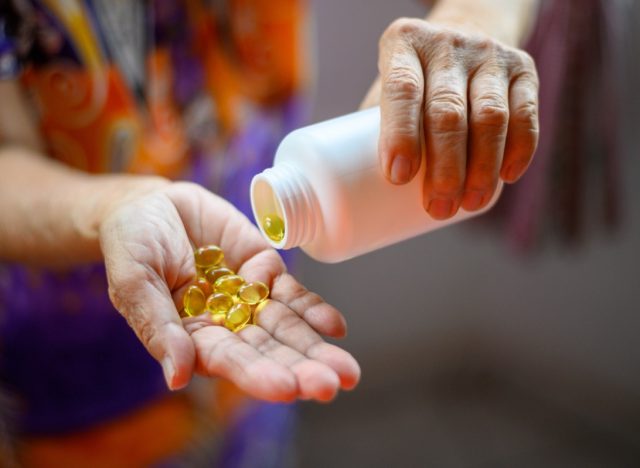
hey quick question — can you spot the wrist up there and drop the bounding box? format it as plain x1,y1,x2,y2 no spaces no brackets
74,175,172,259
0,145,172,266
426,14,517,47
426,0,534,47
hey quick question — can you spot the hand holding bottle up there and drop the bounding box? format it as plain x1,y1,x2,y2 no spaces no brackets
363,7,539,220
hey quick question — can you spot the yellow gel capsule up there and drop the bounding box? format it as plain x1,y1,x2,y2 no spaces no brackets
194,245,224,270
238,281,270,305
183,285,206,317
262,214,285,242
206,292,234,315
210,313,226,327
195,276,212,297
204,267,234,285
225,303,252,332
214,274,245,296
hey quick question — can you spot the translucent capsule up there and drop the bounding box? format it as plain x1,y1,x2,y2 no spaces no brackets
214,274,245,296
238,281,269,305
262,214,285,242
204,267,234,285
225,303,252,332
194,245,224,270
195,276,212,297
183,285,206,316
210,313,226,327
206,292,234,316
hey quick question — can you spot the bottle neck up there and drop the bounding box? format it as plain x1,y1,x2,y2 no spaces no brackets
250,163,318,250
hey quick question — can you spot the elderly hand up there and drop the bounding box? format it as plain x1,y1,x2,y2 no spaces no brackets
99,181,360,402
364,18,539,220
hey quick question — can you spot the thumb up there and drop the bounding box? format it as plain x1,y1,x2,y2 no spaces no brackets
106,271,196,390
98,189,197,390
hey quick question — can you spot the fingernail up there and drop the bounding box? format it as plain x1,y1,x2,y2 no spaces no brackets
504,163,524,182
463,190,485,211
390,155,412,184
428,199,454,219
161,356,176,390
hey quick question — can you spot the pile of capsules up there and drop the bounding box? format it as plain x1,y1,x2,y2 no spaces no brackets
182,245,270,332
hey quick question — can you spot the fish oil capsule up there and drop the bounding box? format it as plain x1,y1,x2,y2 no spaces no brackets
238,281,269,305
214,274,245,296
225,303,252,332
206,292,234,316
204,267,234,285
183,285,206,317
194,245,224,270
262,214,284,242
210,313,226,327
195,277,212,297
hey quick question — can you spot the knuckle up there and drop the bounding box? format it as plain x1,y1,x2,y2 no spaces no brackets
512,101,539,132
106,274,159,352
473,98,509,130
511,51,539,82
107,275,138,312
383,68,423,102
385,17,423,40
136,319,156,349
450,32,467,49
429,28,464,48
517,50,536,69
476,37,496,50
107,284,124,312
426,92,467,133
114,297,155,350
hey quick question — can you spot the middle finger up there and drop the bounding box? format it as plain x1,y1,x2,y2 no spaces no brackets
463,65,509,211
255,299,361,389
238,325,341,402
423,63,468,219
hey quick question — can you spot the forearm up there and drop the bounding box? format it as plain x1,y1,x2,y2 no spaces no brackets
0,146,168,267
427,0,539,46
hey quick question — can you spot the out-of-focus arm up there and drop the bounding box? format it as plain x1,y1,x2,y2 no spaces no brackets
0,80,167,267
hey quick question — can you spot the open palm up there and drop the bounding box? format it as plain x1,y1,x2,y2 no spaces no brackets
99,182,359,402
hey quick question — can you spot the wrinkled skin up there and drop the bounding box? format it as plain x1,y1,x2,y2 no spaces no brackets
366,19,539,219
100,182,360,402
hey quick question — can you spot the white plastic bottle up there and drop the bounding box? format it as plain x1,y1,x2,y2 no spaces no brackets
250,107,502,263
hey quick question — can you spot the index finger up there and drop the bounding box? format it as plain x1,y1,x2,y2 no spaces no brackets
378,18,425,185
165,182,274,272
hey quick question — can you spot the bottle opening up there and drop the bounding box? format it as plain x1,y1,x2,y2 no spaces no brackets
251,164,317,251
251,175,288,249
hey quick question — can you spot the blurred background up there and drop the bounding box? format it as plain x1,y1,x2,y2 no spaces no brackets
292,0,640,466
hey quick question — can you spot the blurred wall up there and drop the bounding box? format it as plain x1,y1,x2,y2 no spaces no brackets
301,0,640,406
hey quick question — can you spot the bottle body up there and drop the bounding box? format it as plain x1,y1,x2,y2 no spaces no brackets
250,107,502,263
